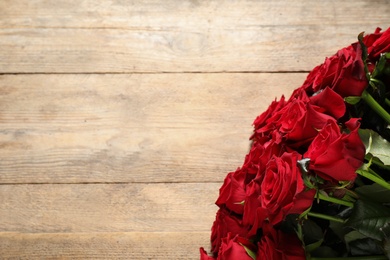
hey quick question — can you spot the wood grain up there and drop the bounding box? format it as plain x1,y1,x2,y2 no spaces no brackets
0,73,307,184
0,0,388,73
1,0,388,29
0,183,219,233
1,25,389,73
0,232,209,259
1,0,388,259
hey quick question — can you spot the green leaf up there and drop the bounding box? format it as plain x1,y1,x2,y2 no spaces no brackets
345,96,362,105
358,31,370,80
372,53,389,78
345,200,390,241
356,169,390,191
302,218,324,245
381,223,390,258
242,244,256,260
359,129,390,165
384,238,390,259
306,238,324,253
345,230,367,246
356,183,390,203
309,246,339,258
349,237,383,256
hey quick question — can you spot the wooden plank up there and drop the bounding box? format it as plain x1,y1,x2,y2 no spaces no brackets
1,0,388,29
0,183,219,233
0,73,307,184
1,24,388,73
0,232,209,259
0,0,388,73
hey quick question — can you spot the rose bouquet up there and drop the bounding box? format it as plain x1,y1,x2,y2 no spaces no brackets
200,27,390,259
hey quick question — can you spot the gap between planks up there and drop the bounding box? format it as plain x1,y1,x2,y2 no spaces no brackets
0,181,223,185
0,71,310,75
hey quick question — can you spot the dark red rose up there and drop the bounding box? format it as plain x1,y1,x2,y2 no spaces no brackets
241,140,285,232
260,152,315,225
200,248,215,260
309,87,346,119
242,138,285,178
257,223,306,260
252,96,286,140
243,176,268,237
216,139,284,215
217,233,254,260
215,169,246,215
210,208,249,255
256,97,337,147
368,27,390,59
363,27,383,48
243,152,315,232
304,118,365,181
301,42,367,98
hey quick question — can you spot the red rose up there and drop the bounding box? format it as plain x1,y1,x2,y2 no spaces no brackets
252,96,286,140
215,169,247,215
216,139,285,215
242,138,285,178
257,223,306,260
301,42,367,97
200,248,215,260
368,27,390,59
304,118,365,181
241,140,285,231
363,27,383,48
243,152,315,231
309,87,346,119
243,176,268,237
256,97,336,147
210,208,249,254
260,152,315,225
217,233,254,260
291,86,346,119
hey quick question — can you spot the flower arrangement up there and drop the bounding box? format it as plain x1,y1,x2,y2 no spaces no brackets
200,27,390,259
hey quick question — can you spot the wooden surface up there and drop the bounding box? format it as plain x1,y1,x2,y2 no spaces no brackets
0,1,388,259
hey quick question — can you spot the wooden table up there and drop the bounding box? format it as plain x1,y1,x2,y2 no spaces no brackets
0,1,388,259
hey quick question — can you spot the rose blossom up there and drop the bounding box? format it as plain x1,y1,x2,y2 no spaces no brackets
217,233,255,260
243,152,315,234
200,248,216,260
367,27,390,59
252,96,286,139
242,138,285,179
210,208,249,255
255,96,337,148
301,42,367,98
260,152,315,225
257,223,306,260
241,140,285,232
309,87,346,119
300,27,390,99
201,233,255,260
304,118,365,181
216,139,284,215
243,175,268,237
215,168,247,215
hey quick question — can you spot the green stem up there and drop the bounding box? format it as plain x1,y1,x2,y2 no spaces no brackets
307,212,345,223
385,98,390,107
310,256,387,260
317,192,354,207
356,169,390,191
361,90,390,125
371,158,390,171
